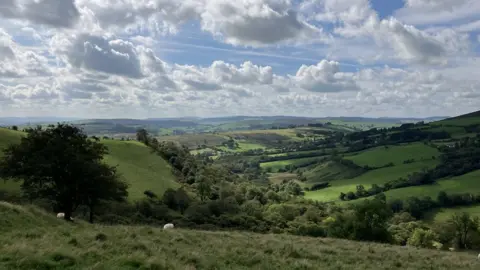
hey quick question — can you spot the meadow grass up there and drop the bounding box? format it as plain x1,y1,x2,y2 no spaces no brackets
268,150,326,158
1,201,479,270
303,160,364,183
268,173,298,184
376,170,480,203
344,143,440,167
260,157,320,172
426,205,480,222
304,160,438,202
437,117,480,127
159,134,228,148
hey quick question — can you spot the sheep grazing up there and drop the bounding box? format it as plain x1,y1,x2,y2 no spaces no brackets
56,212,74,221
163,223,174,230
477,253,480,260
448,247,455,252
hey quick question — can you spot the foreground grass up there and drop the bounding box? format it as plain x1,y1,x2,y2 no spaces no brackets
304,160,438,202
1,202,479,270
344,143,440,167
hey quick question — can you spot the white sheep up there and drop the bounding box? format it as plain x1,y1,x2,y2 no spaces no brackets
448,247,455,252
477,253,480,260
56,212,74,221
163,223,174,230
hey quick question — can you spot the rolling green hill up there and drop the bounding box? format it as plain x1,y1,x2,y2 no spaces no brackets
1,201,478,270
344,143,440,167
0,128,178,201
304,160,438,202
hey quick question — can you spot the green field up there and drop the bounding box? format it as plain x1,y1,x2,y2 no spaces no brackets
260,157,320,172
0,128,179,201
376,170,480,203
303,160,364,183
1,202,478,270
427,205,480,222
159,134,228,149
304,160,438,202
268,150,325,158
101,140,179,200
436,117,480,127
345,143,440,167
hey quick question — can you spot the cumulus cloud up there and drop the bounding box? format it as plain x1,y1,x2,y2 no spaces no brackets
0,0,80,28
0,29,51,78
395,0,479,25
291,60,359,92
311,0,470,65
66,34,143,78
200,0,324,47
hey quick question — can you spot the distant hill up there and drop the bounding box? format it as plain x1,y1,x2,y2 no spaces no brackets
0,117,83,126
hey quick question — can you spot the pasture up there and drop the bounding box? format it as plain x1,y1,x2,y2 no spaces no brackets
376,170,480,203
1,202,479,270
260,157,321,172
344,143,440,167
304,160,438,202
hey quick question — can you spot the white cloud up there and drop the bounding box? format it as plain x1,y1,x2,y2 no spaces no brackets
395,0,480,25
291,60,358,92
200,0,325,47
0,0,80,28
0,0,479,118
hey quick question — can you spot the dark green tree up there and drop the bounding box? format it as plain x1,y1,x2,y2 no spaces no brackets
136,128,149,145
0,124,128,221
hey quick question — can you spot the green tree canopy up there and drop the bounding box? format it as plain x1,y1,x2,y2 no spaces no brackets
0,124,128,222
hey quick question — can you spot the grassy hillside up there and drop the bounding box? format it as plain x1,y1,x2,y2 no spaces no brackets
376,170,480,203
260,157,320,172
0,128,178,201
303,160,365,183
304,160,438,202
345,143,440,167
101,140,179,200
1,202,478,270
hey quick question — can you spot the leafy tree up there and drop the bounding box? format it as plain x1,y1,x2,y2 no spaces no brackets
0,124,128,221
407,228,438,248
136,128,149,145
350,198,393,242
11,125,18,131
448,212,480,249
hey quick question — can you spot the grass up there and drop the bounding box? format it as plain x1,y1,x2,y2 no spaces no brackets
304,160,438,202
303,160,364,183
159,134,228,149
376,170,480,203
1,202,479,270
344,143,440,167
426,205,480,222
101,140,179,201
268,173,298,184
0,129,179,201
260,157,320,172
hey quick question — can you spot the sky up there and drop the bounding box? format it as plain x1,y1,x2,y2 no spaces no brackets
0,0,480,119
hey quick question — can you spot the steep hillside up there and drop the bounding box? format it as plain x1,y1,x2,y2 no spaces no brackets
0,128,178,201
0,202,478,270
101,140,179,200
